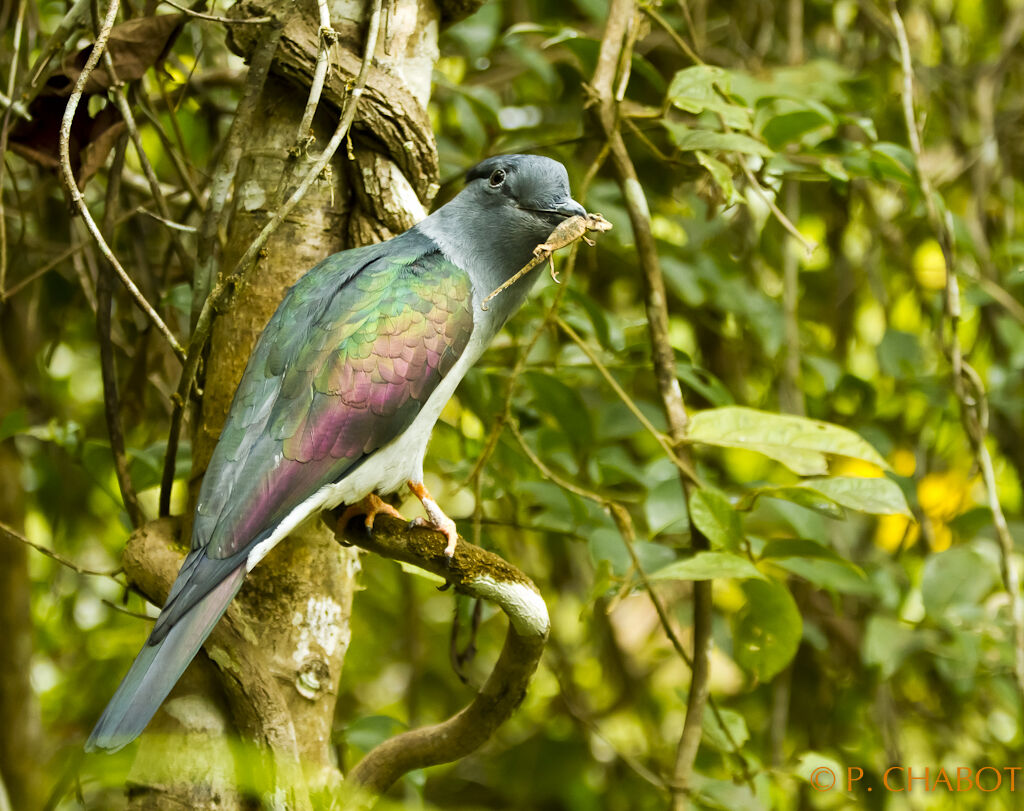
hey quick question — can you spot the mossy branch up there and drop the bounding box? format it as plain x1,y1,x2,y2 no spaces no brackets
327,511,549,802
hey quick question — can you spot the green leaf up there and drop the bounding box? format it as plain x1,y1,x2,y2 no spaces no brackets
691,775,765,811
663,122,773,157
921,545,999,623
757,99,836,149
802,476,911,516
760,539,846,562
695,150,740,204
732,579,802,680
701,707,750,753
667,65,752,129
650,551,764,582
686,406,889,475
741,485,845,519
773,557,872,595
863,616,929,678
524,371,593,451
688,489,742,550
646,477,689,536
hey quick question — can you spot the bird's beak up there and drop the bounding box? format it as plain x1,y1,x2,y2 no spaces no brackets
554,199,587,219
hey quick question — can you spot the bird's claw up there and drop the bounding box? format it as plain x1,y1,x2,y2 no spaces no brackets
407,480,460,562
337,494,405,537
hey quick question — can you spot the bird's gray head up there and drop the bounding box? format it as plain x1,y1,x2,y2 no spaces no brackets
417,154,585,325
462,154,586,246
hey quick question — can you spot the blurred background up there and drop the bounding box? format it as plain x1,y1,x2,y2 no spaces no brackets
1,0,1023,808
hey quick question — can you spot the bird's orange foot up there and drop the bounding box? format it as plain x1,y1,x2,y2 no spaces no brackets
337,493,405,534
407,481,459,559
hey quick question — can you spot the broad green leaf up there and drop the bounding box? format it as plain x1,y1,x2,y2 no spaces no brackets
741,485,845,519
773,557,872,595
686,406,889,475
688,489,742,550
650,551,764,582
646,477,689,536
757,99,836,149
803,476,911,516
701,707,750,753
921,545,999,623
663,122,773,157
691,775,765,811
732,579,802,680
667,65,751,129
676,359,735,407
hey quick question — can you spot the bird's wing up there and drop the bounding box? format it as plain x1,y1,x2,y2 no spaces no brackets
87,237,473,751
160,235,475,639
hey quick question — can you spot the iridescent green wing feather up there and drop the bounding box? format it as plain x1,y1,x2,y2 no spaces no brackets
156,232,473,639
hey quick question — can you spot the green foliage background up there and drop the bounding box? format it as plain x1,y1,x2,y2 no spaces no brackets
2,0,1023,809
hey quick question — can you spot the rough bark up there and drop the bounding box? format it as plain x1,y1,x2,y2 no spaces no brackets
124,0,441,806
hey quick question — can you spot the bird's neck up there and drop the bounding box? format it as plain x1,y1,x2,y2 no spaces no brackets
414,196,545,332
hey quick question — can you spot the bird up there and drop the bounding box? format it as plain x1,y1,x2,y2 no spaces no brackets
86,153,587,752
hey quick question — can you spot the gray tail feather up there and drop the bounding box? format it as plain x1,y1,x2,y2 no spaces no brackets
85,565,247,752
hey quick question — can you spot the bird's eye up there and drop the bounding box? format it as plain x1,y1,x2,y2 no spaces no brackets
489,169,506,187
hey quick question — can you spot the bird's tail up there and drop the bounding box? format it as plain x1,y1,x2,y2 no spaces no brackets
85,565,247,752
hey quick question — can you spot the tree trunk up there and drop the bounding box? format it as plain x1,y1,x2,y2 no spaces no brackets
124,0,443,806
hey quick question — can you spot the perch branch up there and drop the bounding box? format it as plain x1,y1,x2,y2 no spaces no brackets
328,512,549,803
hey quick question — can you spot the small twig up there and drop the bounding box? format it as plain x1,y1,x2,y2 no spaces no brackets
56,0,185,362
1,207,173,302
642,3,702,65
294,1,335,147
890,0,1024,708
0,521,120,579
481,213,611,310
555,316,701,486
137,208,198,232
98,134,145,528
739,161,816,255
13,0,90,115
103,54,192,271
0,0,28,295
157,0,271,23
0,88,30,122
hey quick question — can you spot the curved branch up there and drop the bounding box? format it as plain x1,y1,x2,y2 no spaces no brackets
327,512,549,800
